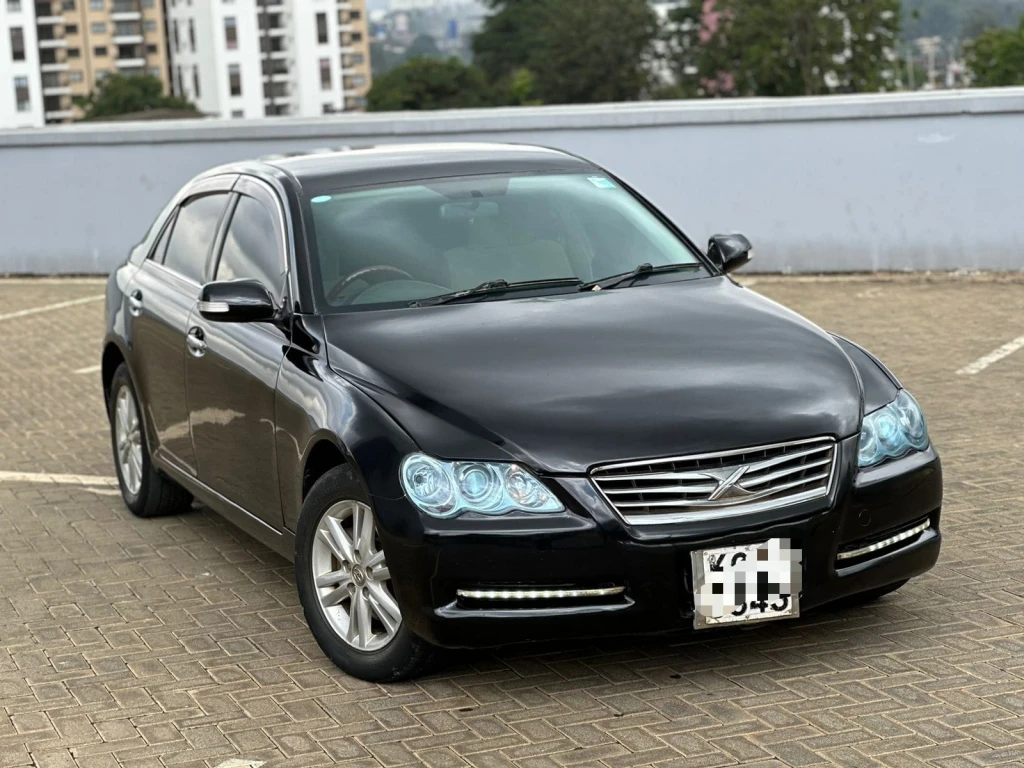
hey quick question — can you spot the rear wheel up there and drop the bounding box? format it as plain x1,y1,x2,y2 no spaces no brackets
108,363,192,518
295,465,440,682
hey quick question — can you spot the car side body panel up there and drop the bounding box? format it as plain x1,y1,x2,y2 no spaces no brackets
273,314,421,537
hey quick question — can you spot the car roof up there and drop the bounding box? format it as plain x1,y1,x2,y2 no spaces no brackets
251,142,600,190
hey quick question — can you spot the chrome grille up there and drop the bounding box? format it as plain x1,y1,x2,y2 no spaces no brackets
591,437,837,524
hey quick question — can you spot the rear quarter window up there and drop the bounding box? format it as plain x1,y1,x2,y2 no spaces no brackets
162,193,230,283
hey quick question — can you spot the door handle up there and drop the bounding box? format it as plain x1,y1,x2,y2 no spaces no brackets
186,327,207,357
128,290,143,317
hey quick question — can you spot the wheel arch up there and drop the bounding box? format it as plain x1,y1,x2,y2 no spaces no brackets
101,338,130,404
302,435,353,501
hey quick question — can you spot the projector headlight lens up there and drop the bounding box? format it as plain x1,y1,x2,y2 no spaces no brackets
400,454,564,518
857,390,930,468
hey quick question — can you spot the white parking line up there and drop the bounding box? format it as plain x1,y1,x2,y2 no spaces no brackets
0,470,118,487
957,335,1024,375
74,364,102,375
0,295,103,323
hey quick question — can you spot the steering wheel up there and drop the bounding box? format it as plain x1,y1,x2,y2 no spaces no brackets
326,266,416,303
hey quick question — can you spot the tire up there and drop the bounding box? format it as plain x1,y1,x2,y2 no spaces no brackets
108,363,193,518
295,465,440,682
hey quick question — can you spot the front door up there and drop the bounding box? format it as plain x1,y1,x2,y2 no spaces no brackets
184,178,290,527
126,182,234,474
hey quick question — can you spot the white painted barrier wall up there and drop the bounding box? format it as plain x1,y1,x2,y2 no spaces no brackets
1,89,1023,274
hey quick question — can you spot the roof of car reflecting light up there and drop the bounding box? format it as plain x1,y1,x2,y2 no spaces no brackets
261,142,599,190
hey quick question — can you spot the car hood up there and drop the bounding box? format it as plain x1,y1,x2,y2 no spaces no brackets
322,277,864,474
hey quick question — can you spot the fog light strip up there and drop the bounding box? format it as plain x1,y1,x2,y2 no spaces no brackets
837,519,930,561
456,586,625,600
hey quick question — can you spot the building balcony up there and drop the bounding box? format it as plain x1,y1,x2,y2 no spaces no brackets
112,33,143,44
45,109,75,120
43,85,72,96
259,37,286,53
36,13,64,24
38,38,68,49
115,56,146,68
110,9,141,20
40,61,69,72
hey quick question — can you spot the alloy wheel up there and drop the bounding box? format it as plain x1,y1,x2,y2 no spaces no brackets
114,386,143,496
311,500,402,652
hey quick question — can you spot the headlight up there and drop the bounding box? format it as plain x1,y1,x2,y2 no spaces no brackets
400,453,564,518
857,390,930,468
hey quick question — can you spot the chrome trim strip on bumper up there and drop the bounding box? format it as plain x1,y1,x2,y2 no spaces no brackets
456,586,625,600
836,519,930,561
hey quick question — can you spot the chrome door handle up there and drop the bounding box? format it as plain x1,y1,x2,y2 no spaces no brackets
186,327,207,357
128,291,143,317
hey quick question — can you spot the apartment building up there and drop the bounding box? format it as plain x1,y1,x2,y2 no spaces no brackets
0,0,169,127
1,0,45,127
166,0,371,119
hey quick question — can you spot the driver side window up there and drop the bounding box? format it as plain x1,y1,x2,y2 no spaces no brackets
215,194,286,302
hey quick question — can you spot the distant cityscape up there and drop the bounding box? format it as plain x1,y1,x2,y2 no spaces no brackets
0,0,486,127
1,0,1022,128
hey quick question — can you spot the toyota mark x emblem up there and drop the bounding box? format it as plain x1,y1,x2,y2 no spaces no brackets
700,466,758,502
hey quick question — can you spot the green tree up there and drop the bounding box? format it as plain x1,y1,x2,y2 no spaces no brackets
472,0,550,85
75,73,195,120
698,0,903,97
966,16,1024,85
660,2,709,98
406,33,442,59
504,67,541,105
366,57,494,111
540,0,659,103
473,0,660,105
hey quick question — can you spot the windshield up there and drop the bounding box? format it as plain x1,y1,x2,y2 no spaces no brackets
306,172,704,311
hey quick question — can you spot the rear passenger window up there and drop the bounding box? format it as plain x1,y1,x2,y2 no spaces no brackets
215,194,285,301
162,193,229,283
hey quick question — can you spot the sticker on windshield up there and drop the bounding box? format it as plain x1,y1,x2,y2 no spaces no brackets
311,195,332,204
587,176,617,189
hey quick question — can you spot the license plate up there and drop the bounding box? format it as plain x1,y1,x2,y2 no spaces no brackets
690,538,802,629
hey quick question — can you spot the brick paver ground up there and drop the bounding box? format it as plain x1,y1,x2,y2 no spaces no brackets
1,274,1023,768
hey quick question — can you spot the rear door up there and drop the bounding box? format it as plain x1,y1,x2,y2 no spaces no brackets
184,176,290,527
126,178,234,474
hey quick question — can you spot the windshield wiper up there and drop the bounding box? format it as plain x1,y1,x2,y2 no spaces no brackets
580,262,701,292
410,277,583,307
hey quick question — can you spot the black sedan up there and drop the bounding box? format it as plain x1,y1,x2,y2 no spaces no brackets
101,143,942,681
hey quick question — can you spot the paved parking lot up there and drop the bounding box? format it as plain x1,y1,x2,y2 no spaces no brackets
2,274,1024,768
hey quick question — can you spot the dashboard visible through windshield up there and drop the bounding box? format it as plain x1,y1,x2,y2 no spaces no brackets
305,172,705,311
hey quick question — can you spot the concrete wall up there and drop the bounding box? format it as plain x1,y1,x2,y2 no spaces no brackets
2,88,1023,274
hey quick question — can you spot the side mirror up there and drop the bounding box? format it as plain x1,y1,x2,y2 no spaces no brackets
707,234,754,275
198,279,276,323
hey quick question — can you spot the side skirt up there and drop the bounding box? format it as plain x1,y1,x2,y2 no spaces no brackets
154,449,296,562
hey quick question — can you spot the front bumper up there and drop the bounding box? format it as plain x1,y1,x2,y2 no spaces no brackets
374,437,942,649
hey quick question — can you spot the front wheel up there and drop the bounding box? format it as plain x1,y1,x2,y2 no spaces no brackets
295,465,440,682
